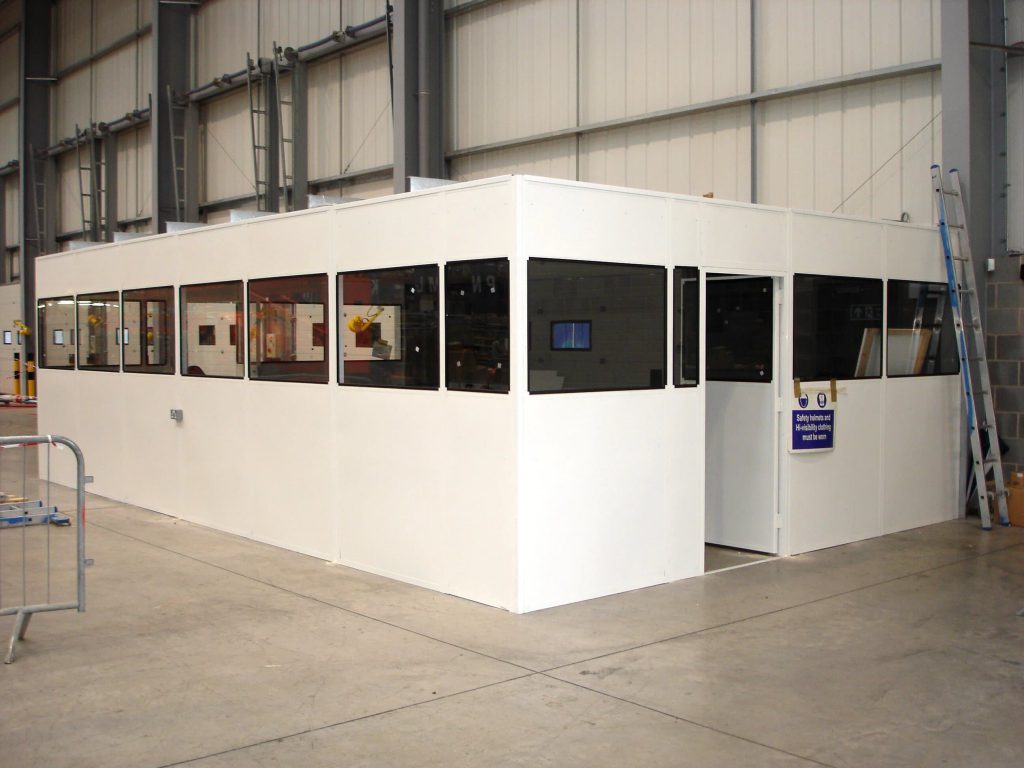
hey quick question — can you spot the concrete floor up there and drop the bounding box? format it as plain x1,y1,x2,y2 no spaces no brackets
2,409,1023,767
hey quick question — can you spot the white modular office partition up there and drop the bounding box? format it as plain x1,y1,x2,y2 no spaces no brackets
36,176,960,613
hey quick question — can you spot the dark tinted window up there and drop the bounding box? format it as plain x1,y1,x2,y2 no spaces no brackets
38,296,76,369
673,267,700,387
887,280,959,377
182,281,244,378
794,274,882,381
123,286,175,375
706,275,772,382
528,259,666,393
248,274,328,384
446,259,509,393
77,291,120,371
339,265,440,389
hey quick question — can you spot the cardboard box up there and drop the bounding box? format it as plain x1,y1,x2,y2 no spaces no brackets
1007,473,1024,528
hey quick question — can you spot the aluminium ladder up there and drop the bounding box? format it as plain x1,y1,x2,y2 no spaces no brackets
931,164,1009,529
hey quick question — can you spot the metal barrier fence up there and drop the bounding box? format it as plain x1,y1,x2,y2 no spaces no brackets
0,435,86,664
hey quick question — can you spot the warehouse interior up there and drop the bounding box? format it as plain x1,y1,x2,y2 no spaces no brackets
2,0,1024,765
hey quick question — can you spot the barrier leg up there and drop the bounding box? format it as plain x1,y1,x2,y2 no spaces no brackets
5,609,32,664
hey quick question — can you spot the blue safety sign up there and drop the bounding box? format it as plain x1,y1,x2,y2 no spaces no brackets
791,390,835,452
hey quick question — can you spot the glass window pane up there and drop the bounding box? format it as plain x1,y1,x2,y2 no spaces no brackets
122,286,175,375
706,275,773,383
673,267,699,387
181,281,244,378
77,291,120,371
248,274,329,384
794,274,883,381
339,265,440,389
886,280,959,377
37,296,76,369
528,259,666,393
445,259,509,393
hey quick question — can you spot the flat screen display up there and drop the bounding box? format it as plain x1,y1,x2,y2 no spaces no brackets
551,320,591,351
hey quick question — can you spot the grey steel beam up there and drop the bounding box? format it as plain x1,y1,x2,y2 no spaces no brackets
183,101,199,221
19,0,50,339
151,0,192,233
418,0,444,179
0,173,5,282
103,132,118,242
393,1,419,192
0,96,18,112
447,59,941,161
291,58,309,210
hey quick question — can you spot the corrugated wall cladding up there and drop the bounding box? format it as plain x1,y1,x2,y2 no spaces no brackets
0,33,18,105
92,43,145,121
340,42,393,173
53,68,92,142
309,56,342,180
448,0,576,150
201,90,254,203
1008,0,1024,252
451,137,577,182
0,107,17,165
94,0,146,51
116,126,151,224
755,0,941,89
258,0,339,53
581,106,752,201
54,0,93,70
56,152,81,235
4,176,18,247
197,0,258,84
580,0,750,123
757,71,941,224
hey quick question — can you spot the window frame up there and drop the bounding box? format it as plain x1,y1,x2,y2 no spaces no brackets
792,272,884,383
527,257,668,395
76,290,121,373
37,295,77,370
444,257,511,394
121,285,176,375
247,273,330,385
673,266,700,388
337,264,441,391
180,280,246,380
885,279,960,379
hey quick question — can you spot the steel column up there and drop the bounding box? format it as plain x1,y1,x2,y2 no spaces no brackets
19,0,50,338
184,101,200,221
103,132,118,242
291,59,309,210
393,1,419,192
418,0,444,179
151,0,192,233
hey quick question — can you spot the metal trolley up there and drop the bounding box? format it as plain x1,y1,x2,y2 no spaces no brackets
0,435,87,664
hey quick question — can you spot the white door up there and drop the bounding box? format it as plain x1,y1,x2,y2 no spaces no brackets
705,275,779,553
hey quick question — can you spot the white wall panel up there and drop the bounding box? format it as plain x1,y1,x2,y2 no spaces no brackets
340,42,392,173
0,107,17,164
197,0,258,84
756,71,940,224
94,0,143,51
259,0,340,52
338,175,393,200
4,176,18,246
202,90,254,203
580,0,749,125
53,68,93,143
449,0,576,149
55,0,93,70
451,137,576,183
755,0,940,90
580,106,751,201
0,33,18,104
308,56,341,181
116,126,151,225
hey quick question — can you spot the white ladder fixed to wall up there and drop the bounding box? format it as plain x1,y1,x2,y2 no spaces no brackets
931,164,1009,529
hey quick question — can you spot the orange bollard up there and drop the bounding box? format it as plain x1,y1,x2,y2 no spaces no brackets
12,351,20,397
25,353,35,399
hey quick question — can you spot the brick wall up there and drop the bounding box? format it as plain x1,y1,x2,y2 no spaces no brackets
988,257,1024,475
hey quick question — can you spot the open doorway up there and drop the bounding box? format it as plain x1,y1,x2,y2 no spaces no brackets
704,273,781,572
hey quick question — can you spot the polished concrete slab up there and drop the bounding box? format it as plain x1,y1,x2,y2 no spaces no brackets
2,408,1023,767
